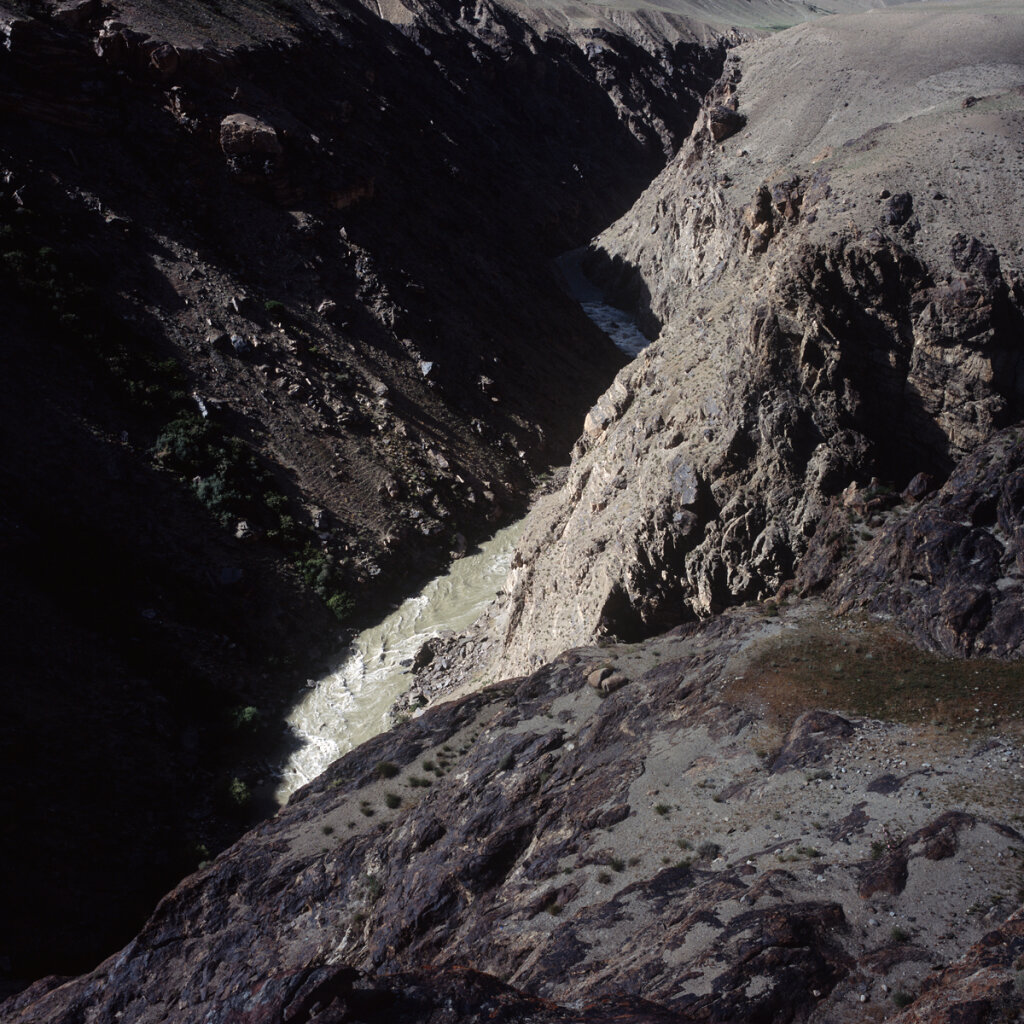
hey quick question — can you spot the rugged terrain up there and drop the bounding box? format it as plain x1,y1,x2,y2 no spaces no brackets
4,0,1024,1019
1,0,737,987
6,598,1024,1023
418,0,1024,692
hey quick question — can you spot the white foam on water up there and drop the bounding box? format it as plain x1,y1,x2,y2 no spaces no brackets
581,300,651,356
276,519,525,801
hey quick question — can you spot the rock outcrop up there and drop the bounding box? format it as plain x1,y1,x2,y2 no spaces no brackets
6,601,1024,1023
825,428,1024,659
434,0,1024,685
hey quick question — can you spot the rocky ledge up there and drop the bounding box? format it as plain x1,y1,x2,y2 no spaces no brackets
6,596,1024,1023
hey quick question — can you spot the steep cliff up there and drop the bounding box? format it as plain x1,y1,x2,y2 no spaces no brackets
432,0,1024,686
1,0,732,987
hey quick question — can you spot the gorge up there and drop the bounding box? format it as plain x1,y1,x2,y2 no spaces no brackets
2,0,1024,1021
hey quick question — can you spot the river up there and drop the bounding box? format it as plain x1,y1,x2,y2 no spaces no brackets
276,519,526,801
275,258,650,802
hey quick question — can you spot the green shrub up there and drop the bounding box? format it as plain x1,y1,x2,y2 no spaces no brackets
152,415,265,525
227,777,250,807
230,705,262,733
294,543,354,622
375,761,399,779
326,592,355,622
384,792,401,809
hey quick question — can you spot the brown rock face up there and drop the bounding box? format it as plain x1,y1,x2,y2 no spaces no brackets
830,429,1024,658
434,3,1024,685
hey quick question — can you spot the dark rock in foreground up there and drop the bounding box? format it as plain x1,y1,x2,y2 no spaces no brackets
6,602,1023,1023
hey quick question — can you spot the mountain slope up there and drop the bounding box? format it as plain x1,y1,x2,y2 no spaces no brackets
4,1,1024,1021
1,0,732,987
433,0,1024,684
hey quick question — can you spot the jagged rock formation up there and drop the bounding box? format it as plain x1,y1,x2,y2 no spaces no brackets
4,1,1024,1018
1,0,735,987
789,427,1024,660
431,0,1024,685
6,600,1024,1023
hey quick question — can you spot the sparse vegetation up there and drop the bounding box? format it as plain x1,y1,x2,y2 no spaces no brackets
697,841,721,861
227,777,250,809
384,792,401,809
730,616,1024,734
375,761,400,779
229,704,262,734
890,926,911,944
264,298,287,320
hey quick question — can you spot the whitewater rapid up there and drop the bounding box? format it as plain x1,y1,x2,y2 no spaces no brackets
275,256,648,802
276,519,525,801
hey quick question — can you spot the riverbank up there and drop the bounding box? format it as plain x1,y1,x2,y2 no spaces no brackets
275,518,527,802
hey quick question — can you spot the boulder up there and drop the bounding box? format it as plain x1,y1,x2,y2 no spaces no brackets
708,103,744,142
219,114,283,157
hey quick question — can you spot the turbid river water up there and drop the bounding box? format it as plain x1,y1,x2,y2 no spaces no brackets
276,256,651,803
276,519,526,801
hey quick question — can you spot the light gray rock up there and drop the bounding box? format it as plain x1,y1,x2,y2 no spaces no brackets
459,1,1024,679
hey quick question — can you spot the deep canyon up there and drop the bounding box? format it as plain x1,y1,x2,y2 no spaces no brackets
2,0,1024,1021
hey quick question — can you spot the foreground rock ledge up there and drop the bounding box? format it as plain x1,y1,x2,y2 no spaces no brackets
5,601,1023,1023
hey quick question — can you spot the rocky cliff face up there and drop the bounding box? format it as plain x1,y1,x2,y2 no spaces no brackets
6,0,1024,1019
0,0,731,987
435,0,1024,685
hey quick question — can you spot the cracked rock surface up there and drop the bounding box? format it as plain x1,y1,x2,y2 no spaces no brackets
6,602,1023,1023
